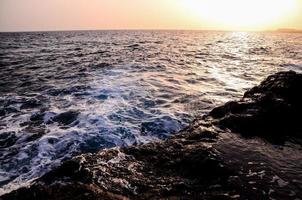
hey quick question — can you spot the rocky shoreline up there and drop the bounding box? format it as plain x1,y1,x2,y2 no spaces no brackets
1,71,302,200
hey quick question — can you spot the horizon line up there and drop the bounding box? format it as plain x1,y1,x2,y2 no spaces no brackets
0,27,301,34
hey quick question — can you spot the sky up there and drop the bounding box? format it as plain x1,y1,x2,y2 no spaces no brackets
0,0,302,32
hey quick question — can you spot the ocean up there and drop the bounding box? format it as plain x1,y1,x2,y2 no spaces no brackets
0,30,301,194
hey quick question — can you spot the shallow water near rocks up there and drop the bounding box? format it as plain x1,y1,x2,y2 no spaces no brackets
0,30,302,195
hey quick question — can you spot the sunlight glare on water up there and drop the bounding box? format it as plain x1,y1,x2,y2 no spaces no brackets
0,30,301,194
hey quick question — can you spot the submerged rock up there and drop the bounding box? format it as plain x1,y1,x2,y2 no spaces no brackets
2,71,302,199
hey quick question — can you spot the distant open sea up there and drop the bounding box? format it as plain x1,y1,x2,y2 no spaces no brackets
0,30,301,194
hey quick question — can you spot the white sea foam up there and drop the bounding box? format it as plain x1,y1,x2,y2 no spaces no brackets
1,31,302,195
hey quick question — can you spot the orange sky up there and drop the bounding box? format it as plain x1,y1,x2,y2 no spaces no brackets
0,0,301,32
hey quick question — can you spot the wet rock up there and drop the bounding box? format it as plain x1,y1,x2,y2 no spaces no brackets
2,71,302,200
0,132,17,149
52,111,80,125
2,127,234,200
208,71,302,142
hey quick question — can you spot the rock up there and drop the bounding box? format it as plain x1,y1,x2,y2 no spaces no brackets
2,127,234,200
209,71,302,142
52,111,80,126
2,71,302,199
244,70,302,102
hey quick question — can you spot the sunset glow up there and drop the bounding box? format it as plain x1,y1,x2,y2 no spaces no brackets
1,0,302,198
0,0,301,32
181,0,298,30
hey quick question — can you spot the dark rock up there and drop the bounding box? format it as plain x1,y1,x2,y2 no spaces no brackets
2,71,302,200
243,70,302,102
2,127,234,200
0,132,17,149
52,111,79,126
209,71,302,142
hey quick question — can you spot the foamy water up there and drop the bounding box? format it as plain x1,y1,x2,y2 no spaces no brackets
0,31,301,194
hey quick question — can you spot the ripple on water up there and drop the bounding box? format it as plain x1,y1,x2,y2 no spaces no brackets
0,31,302,194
